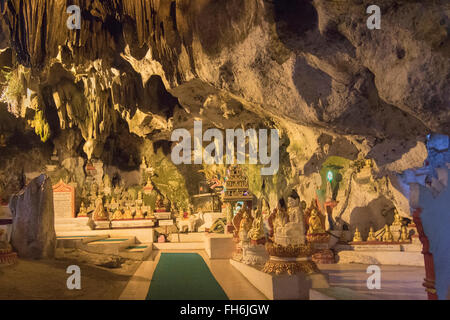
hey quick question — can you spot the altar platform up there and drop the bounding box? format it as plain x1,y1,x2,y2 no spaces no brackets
334,242,424,266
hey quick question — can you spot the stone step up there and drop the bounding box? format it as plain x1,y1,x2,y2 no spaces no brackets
82,237,136,255
55,224,91,232
119,243,153,261
167,232,205,243
56,235,108,248
152,242,205,250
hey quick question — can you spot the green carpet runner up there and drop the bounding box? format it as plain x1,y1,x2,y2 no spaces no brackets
146,253,229,300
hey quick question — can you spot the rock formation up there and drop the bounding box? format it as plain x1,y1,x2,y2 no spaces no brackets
0,1,448,247
9,174,56,259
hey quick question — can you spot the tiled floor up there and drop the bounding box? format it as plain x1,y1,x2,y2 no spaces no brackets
318,264,427,300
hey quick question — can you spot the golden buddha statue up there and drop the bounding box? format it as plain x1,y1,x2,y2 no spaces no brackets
122,206,133,220
367,227,376,241
146,207,155,219
307,208,325,235
400,225,409,241
261,199,270,220
155,194,168,212
111,208,123,220
135,206,144,219
247,210,265,241
392,209,402,227
232,206,244,236
239,209,253,241
382,224,394,242
78,202,87,217
0,134,6,147
352,227,363,242
92,195,108,221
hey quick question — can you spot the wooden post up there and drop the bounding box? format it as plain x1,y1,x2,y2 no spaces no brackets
412,208,438,300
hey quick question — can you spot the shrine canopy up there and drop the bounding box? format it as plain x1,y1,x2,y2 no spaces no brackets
223,165,253,203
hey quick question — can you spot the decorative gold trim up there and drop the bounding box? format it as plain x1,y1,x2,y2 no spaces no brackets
262,260,319,276
265,242,314,258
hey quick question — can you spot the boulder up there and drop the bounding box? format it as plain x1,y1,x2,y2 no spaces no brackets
9,174,56,259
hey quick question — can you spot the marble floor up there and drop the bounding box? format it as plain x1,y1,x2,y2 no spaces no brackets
120,250,427,300
318,264,427,300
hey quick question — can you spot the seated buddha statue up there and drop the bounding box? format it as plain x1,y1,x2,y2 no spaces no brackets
146,207,155,220
135,206,145,219
392,209,402,227
382,224,394,242
232,206,244,238
93,195,108,221
78,202,87,217
400,225,409,241
307,208,325,235
110,208,123,220
352,227,363,242
367,227,376,241
239,209,253,242
247,210,265,242
261,199,270,220
155,194,169,212
122,206,134,220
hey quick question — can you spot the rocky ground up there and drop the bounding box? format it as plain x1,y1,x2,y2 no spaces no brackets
0,249,140,300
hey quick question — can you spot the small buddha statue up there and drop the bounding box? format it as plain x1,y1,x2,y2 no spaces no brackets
232,206,244,238
0,134,6,147
78,202,87,217
146,208,155,220
128,155,136,167
92,195,108,221
164,197,170,210
111,208,123,220
352,227,363,242
273,204,288,232
155,194,167,212
247,210,265,242
239,209,253,242
140,156,148,169
137,191,143,201
307,208,325,235
122,206,133,220
400,225,409,241
392,209,402,227
135,206,144,219
261,199,270,220
382,224,394,242
367,227,376,241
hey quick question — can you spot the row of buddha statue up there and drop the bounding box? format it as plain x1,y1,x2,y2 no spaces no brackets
230,196,310,269
80,187,172,221
352,210,411,243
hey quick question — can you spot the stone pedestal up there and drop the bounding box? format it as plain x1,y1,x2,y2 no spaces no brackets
94,220,111,230
204,233,234,259
154,212,171,220
242,243,269,266
230,259,328,300
308,233,335,264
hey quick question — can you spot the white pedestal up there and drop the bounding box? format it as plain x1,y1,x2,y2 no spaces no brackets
155,212,171,220
204,234,234,259
111,220,155,229
230,259,322,300
94,220,111,230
